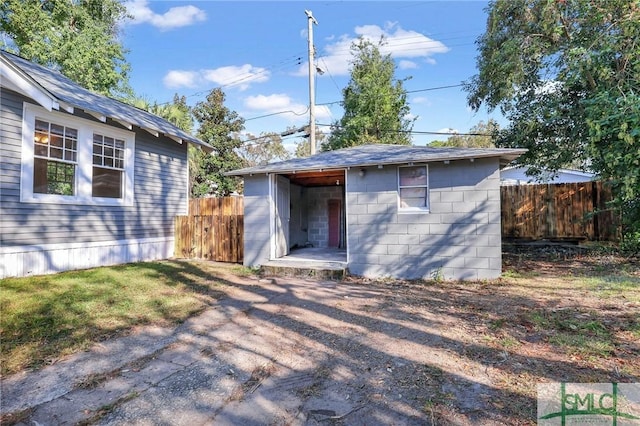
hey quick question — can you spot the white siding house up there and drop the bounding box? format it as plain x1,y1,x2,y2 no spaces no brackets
0,51,211,278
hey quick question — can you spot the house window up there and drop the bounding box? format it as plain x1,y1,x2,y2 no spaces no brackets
92,133,125,198
398,165,429,212
33,119,78,195
21,104,135,206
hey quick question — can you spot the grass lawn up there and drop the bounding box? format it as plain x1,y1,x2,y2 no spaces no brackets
0,260,230,376
1,246,638,392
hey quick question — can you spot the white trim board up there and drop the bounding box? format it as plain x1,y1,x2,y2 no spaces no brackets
0,237,174,278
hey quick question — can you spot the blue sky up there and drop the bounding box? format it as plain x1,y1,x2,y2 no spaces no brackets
122,1,499,150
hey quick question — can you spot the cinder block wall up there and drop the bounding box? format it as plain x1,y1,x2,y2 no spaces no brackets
307,186,343,248
346,158,502,280
243,175,271,266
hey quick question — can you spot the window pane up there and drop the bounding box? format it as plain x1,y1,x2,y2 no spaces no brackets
92,167,122,198
35,120,49,132
50,147,63,159
399,166,427,187
34,144,48,156
50,123,64,137
35,131,49,146
66,128,77,139
93,133,125,171
50,135,63,148
34,158,74,195
400,187,427,208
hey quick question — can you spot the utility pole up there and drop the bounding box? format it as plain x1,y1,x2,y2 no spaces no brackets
305,10,318,155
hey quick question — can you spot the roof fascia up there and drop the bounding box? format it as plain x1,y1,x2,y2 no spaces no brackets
227,149,527,176
0,55,59,111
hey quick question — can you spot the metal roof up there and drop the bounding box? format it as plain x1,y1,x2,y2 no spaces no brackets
0,51,211,151
227,144,527,176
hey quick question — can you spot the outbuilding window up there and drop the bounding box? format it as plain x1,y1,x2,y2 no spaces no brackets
21,104,135,206
398,165,429,212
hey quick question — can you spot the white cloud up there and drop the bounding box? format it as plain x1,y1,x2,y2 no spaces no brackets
163,70,199,89
125,0,206,31
245,94,293,111
162,64,269,90
294,22,449,77
202,65,270,91
398,60,418,69
244,94,332,123
437,127,459,135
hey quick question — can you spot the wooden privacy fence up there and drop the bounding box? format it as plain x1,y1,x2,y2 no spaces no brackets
174,197,244,262
501,182,619,241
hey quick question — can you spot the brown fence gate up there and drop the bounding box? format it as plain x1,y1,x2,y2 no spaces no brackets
501,182,619,242
174,197,244,262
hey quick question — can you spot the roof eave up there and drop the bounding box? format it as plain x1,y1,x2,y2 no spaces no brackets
227,149,528,176
0,54,59,111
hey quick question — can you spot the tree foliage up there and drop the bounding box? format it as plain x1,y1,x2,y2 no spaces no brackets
0,0,131,98
428,120,498,148
191,88,245,197
238,132,290,167
324,38,415,150
294,127,327,158
467,0,640,241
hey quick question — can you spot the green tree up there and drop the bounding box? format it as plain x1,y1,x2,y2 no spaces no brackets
0,0,131,97
324,38,414,150
192,88,245,197
467,0,640,246
294,127,326,158
238,132,290,167
132,94,204,194
468,0,639,182
428,120,498,148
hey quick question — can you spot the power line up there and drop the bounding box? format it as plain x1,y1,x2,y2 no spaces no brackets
316,124,492,138
244,106,309,122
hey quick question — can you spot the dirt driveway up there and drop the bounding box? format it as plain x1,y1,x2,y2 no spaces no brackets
3,249,639,425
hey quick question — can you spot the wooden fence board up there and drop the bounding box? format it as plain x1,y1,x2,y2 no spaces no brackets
501,182,619,241
174,197,244,263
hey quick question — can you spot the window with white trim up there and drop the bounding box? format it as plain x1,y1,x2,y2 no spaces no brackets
398,165,429,212
92,133,125,198
33,119,78,195
21,104,135,206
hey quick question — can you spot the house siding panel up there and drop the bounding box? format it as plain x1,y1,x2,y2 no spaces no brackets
0,89,189,277
346,158,502,280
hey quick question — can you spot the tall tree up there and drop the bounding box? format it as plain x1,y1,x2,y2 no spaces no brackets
192,88,245,197
237,132,290,167
429,120,498,148
324,38,415,150
466,0,640,233
132,94,203,194
294,127,326,158
0,0,131,97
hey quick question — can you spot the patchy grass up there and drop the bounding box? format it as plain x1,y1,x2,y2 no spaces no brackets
0,260,227,376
